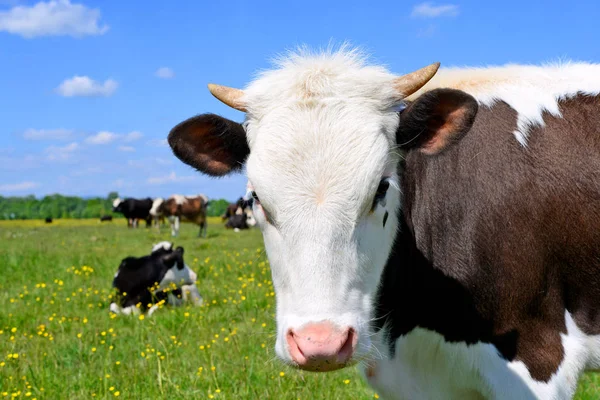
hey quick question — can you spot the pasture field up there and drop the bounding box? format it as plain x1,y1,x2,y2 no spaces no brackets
0,219,598,399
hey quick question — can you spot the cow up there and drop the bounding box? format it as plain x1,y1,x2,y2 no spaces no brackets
100,215,113,222
166,48,600,399
149,197,168,230
154,194,209,237
225,207,256,232
222,197,247,221
44,217,52,223
112,197,153,228
109,241,202,316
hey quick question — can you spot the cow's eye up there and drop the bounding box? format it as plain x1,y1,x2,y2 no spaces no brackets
373,178,390,207
251,191,260,203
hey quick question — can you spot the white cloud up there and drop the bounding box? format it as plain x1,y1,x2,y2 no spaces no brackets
123,131,143,142
85,131,118,145
56,75,117,97
146,138,168,147
0,181,39,192
155,67,174,79
411,2,459,18
23,128,73,140
147,171,197,185
0,0,109,38
118,145,135,152
45,141,79,161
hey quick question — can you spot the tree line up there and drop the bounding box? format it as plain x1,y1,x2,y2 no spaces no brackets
0,192,232,220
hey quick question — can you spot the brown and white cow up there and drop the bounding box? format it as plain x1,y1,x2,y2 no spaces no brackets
158,194,209,237
167,48,600,399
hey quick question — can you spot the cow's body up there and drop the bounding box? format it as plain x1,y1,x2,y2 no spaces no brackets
100,215,113,222
225,210,256,231
112,197,153,228
44,217,52,223
364,93,600,399
110,242,202,316
167,49,600,399
159,195,209,237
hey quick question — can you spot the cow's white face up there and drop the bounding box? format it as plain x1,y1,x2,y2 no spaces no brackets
244,100,402,370
167,49,447,372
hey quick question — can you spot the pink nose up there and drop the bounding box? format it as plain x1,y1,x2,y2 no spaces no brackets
286,322,357,372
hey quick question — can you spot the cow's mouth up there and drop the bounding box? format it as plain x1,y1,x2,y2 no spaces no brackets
285,326,358,372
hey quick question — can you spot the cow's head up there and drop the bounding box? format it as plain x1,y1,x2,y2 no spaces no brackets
153,244,197,290
112,198,123,212
168,50,477,372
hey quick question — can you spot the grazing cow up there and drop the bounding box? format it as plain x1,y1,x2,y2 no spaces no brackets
155,195,209,237
112,197,153,228
44,217,52,223
110,241,202,316
167,48,600,399
100,215,113,222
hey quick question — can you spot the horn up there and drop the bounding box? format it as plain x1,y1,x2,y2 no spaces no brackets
207,83,247,112
393,62,441,98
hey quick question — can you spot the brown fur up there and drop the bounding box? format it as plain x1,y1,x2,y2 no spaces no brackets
378,94,600,382
162,195,209,237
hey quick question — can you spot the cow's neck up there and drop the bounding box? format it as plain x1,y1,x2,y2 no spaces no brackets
373,197,517,362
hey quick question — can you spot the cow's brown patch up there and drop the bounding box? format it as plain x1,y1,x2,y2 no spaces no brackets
162,195,209,237
375,94,600,382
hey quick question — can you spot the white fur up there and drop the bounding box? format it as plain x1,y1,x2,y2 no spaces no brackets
150,197,164,216
242,46,401,366
156,262,196,291
151,241,173,253
181,284,203,306
365,312,600,400
172,194,187,205
171,194,208,205
109,303,140,316
245,209,257,227
112,198,122,208
170,216,180,237
408,62,600,145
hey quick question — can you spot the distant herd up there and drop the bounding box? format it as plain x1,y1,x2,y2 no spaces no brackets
41,194,255,236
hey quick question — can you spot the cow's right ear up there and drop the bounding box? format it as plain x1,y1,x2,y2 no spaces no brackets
168,113,249,176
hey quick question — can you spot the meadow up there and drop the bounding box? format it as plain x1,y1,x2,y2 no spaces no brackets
0,219,598,399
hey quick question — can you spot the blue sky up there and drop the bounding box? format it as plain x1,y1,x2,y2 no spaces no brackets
1,0,599,201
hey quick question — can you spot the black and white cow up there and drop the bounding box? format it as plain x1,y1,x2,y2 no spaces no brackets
225,207,256,231
110,242,202,316
112,197,153,228
167,48,600,399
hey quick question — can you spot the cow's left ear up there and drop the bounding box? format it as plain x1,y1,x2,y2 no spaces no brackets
168,113,249,176
396,89,478,155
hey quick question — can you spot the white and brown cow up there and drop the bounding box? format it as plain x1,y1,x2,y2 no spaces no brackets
157,194,209,237
167,48,600,399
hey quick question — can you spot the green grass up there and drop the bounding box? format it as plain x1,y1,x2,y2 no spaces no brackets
0,219,598,399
